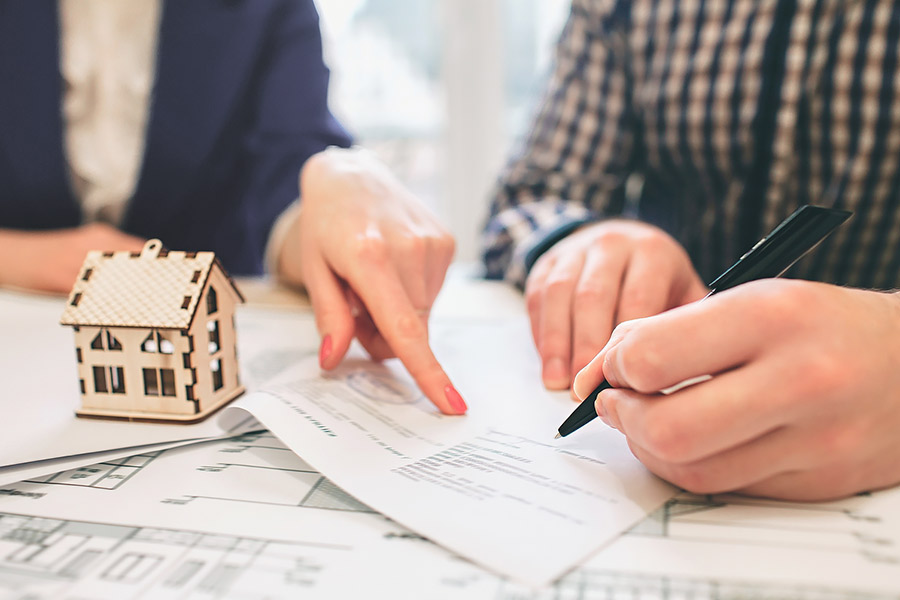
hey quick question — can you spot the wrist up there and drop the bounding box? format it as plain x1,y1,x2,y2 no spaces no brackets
272,204,305,289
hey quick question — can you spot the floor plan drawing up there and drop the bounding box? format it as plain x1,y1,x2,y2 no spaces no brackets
150,432,373,514
3,511,897,600
628,491,897,562
1,432,899,598
0,432,395,554
25,452,163,491
582,488,900,595
496,569,898,600
0,512,354,599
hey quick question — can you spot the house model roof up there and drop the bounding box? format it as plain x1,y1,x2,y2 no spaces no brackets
60,239,243,330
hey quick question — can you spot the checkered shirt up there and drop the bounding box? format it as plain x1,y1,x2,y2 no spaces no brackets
484,0,900,290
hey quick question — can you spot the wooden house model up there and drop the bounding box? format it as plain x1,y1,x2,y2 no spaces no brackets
60,239,245,422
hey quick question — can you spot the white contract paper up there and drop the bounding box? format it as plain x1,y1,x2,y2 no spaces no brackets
222,317,676,586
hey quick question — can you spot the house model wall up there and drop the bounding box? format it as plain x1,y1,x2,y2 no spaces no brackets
60,239,245,422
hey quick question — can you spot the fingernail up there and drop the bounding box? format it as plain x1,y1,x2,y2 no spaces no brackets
594,397,612,428
444,385,468,414
319,335,332,368
543,357,568,387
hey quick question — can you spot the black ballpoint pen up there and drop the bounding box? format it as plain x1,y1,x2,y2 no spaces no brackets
555,204,853,439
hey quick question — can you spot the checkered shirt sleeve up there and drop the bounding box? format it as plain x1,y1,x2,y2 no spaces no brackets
482,0,638,287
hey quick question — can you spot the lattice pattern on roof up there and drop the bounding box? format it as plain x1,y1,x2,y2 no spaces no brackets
60,239,239,329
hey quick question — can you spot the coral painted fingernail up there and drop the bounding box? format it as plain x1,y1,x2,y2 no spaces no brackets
444,385,468,414
319,335,332,368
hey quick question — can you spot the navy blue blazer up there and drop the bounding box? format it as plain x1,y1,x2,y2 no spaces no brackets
0,0,351,275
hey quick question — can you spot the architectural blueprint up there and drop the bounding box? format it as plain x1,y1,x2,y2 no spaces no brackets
1,431,898,599
3,284,900,597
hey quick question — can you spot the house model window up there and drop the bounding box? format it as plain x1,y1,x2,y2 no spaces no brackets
93,365,125,394
143,367,177,397
141,331,175,354
208,286,218,314
91,330,123,351
60,239,245,423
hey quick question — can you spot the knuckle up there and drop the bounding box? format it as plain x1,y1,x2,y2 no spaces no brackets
543,275,575,302
352,234,390,266
636,230,673,255
618,286,655,314
396,233,428,258
743,280,811,326
394,312,427,340
792,351,848,399
641,414,690,462
592,228,628,248
615,335,666,393
573,284,611,312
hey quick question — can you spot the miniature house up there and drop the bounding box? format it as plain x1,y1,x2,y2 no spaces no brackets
60,239,245,422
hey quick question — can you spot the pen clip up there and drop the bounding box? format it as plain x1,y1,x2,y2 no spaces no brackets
707,205,852,293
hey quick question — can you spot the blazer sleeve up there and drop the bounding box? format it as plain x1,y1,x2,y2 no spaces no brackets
481,0,639,288
230,0,352,274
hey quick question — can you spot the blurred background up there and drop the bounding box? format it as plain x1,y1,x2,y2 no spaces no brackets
312,0,570,261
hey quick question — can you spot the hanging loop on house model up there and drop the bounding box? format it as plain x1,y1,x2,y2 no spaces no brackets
142,239,164,259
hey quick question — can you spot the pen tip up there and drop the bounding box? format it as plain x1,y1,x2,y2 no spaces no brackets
554,433,562,439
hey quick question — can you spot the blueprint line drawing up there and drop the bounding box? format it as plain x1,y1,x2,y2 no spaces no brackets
163,465,373,514
24,452,163,491
0,512,352,599
1,432,899,599
3,511,896,600
492,569,899,600
625,491,899,565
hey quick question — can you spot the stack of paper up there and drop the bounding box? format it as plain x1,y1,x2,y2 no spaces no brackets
2,287,899,598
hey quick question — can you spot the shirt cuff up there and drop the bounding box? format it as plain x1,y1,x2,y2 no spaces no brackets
507,212,597,287
523,218,595,273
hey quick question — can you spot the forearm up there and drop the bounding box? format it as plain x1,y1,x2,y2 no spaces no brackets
0,224,144,294
0,228,43,291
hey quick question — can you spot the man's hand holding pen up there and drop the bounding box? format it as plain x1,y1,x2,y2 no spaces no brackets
548,206,900,500
572,280,900,501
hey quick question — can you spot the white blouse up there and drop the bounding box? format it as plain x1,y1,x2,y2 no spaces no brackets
60,0,161,225
59,0,294,274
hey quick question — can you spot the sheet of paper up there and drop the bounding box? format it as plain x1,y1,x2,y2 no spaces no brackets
0,432,260,488
0,431,407,599
0,290,316,468
2,431,897,599
582,489,900,595
220,316,678,586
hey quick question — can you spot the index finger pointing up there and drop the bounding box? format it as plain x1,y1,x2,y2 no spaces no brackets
346,266,467,415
